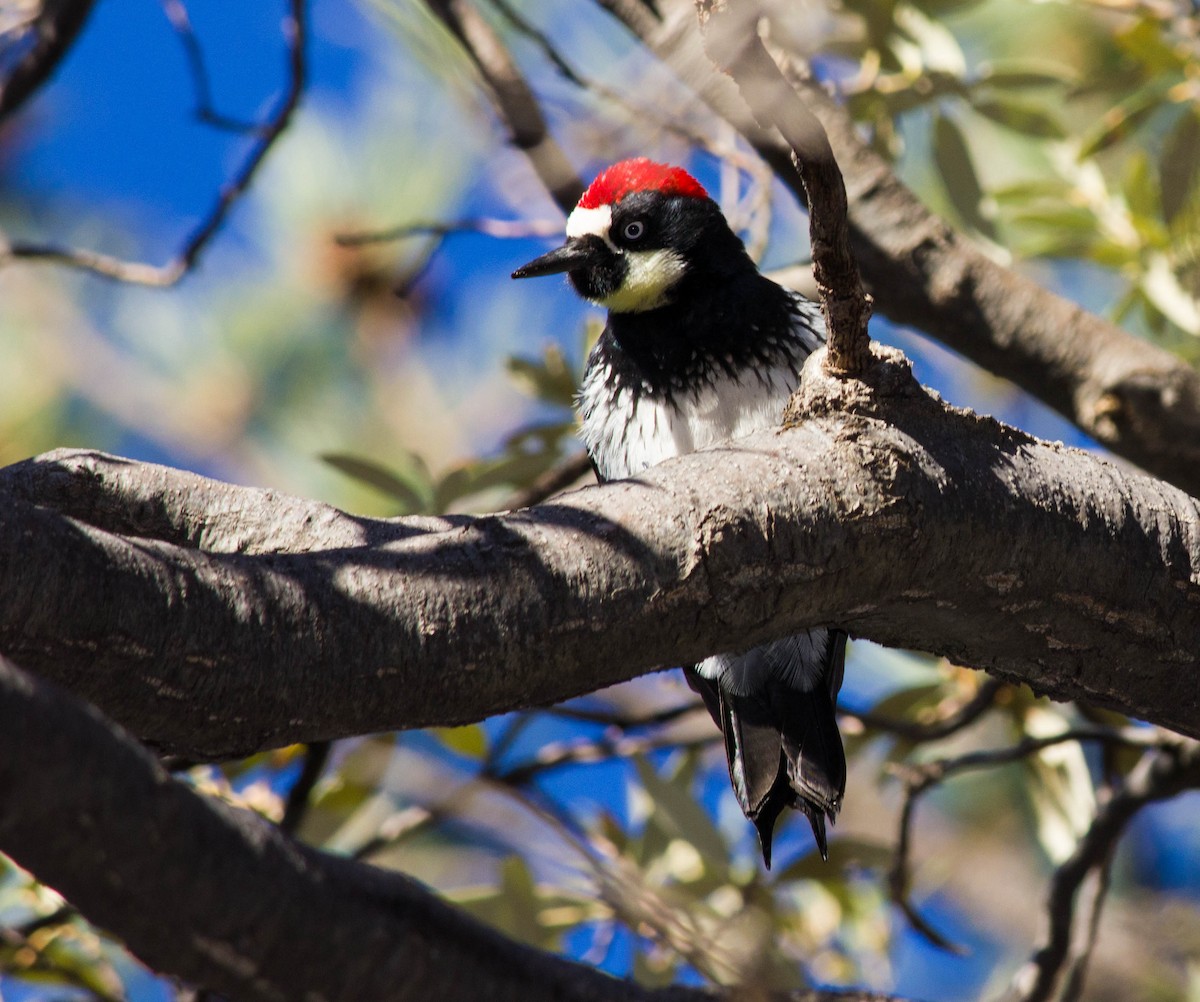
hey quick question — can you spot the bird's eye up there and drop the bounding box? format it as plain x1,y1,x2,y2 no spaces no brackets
622,220,646,241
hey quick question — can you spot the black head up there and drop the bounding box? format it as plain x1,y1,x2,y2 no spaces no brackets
512,159,753,313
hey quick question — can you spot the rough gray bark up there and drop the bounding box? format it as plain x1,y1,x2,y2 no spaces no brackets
0,655,906,1002
1,346,1197,761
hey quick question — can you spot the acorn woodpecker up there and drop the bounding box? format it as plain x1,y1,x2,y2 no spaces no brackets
513,158,847,867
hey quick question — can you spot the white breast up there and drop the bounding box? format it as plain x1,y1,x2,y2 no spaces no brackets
578,362,798,481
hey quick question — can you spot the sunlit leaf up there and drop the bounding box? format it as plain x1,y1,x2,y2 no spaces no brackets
433,724,488,759
1078,78,1175,158
432,465,474,510
506,344,579,408
1121,151,1166,245
977,60,1077,89
1115,15,1188,75
775,836,893,883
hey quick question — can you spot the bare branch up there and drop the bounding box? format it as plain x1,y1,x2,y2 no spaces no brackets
1010,742,1200,1002
695,1,872,374
846,678,1003,744
423,0,583,213
335,217,566,247
159,0,267,134
2,349,1200,760
887,727,1175,954
501,450,594,509
0,0,307,285
278,740,331,837
0,0,98,122
0,654,907,1002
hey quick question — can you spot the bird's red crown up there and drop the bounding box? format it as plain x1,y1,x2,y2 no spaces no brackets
576,158,709,210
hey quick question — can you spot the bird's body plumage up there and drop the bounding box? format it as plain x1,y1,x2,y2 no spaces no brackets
513,158,848,866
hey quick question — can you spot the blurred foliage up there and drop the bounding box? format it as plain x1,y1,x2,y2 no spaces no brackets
1,0,1199,1000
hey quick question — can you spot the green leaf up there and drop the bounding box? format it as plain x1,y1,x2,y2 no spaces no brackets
933,112,996,240
433,724,488,759
977,60,1077,89
432,465,475,511
1115,15,1188,76
1122,151,1166,245
320,451,431,512
1078,78,1175,158
990,179,1074,203
631,755,729,868
1161,109,1200,224
498,856,548,946
506,344,579,407
776,835,893,883
972,96,1065,139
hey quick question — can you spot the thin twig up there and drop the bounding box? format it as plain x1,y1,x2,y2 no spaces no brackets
695,1,872,374
159,0,266,134
888,726,1170,955
483,0,589,88
542,699,703,729
502,451,594,509
335,217,565,247
278,740,331,837
846,678,1004,744
1,0,308,285
423,0,583,214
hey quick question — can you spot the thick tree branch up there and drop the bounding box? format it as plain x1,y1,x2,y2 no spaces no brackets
1,346,1198,760
3,654,909,1002
596,0,1200,498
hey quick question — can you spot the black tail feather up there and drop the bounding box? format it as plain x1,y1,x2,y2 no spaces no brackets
683,634,847,867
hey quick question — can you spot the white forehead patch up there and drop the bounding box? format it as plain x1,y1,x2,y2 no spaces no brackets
565,204,613,241
596,247,687,313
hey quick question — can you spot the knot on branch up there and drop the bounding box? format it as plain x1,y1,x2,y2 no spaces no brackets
783,343,921,427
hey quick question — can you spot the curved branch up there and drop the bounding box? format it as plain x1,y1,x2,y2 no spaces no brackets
1,346,1198,760
3,655,912,1002
1012,743,1200,1002
0,0,307,285
423,0,583,214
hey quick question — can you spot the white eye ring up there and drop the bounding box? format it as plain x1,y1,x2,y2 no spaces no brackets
622,220,646,241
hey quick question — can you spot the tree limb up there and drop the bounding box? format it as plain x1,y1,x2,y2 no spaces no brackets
2,654,912,1002
1,346,1198,760
423,0,583,214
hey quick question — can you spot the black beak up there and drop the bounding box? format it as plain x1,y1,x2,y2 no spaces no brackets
511,237,607,280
